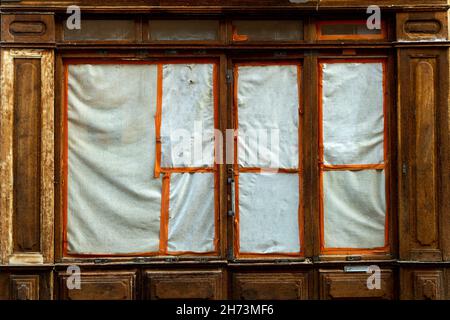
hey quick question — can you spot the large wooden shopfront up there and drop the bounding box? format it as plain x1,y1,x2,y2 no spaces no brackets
0,0,449,300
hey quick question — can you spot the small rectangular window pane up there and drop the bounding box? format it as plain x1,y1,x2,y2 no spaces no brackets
161,63,215,168
149,20,219,41
64,19,136,41
239,173,300,254
168,173,215,253
323,170,386,249
236,64,300,169
232,20,303,42
321,62,384,165
318,21,385,40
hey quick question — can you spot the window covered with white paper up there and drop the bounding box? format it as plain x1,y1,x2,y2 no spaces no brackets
320,60,388,252
235,63,302,256
66,61,218,256
67,64,161,255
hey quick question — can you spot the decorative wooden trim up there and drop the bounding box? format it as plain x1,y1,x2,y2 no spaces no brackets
232,272,309,300
144,269,225,300
413,270,444,300
319,269,394,300
10,275,40,300
1,14,55,44
396,12,448,42
0,49,54,265
398,49,449,262
57,270,136,300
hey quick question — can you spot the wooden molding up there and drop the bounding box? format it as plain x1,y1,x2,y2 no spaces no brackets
0,49,55,265
10,275,40,300
1,14,55,44
232,272,309,300
398,49,448,262
396,12,448,42
144,270,224,300
413,270,444,300
58,271,136,300
320,269,394,300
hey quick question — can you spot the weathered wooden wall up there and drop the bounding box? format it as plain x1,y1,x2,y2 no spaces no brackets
0,0,449,300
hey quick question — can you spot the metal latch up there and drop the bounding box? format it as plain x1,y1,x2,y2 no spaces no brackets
344,265,370,273
226,70,233,84
94,259,110,264
346,255,362,261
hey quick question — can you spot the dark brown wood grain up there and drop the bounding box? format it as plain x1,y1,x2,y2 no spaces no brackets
144,270,225,300
320,269,395,300
232,272,310,300
397,48,448,262
13,58,42,253
1,1,450,301
58,270,137,300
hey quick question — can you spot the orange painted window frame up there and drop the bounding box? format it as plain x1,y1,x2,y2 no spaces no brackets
63,58,220,258
233,61,304,259
317,20,387,41
318,58,390,256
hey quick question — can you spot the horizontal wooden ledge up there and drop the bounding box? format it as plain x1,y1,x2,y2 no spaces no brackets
1,5,449,13
5,260,450,269
53,44,395,51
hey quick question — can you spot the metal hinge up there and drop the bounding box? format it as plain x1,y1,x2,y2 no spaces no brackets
227,210,235,217
402,163,407,175
227,177,234,185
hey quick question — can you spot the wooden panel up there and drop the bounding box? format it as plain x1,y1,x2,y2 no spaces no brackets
58,271,136,300
0,271,52,300
396,12,448,41
13,58,42,253
0,49,54,265
10,275,40,300
320,269,394,300
1,14,55,44
414,60,437,247
413,270,444,300
232,272,309,300
398,49,448,262
144,270,224,300
400,268,445,300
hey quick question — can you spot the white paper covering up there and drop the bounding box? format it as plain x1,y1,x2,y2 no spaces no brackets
239,173,300,253
168,173,215,252
161,64,215,168
67,64,162,254
237,65,299,169
322,62,384,165
323,170,386,248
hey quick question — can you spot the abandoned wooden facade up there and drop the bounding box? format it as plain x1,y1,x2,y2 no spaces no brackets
0,0,449,300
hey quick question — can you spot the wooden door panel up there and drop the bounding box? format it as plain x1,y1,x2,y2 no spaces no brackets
232,272,310,300
144,270,225,300
58,271,136,300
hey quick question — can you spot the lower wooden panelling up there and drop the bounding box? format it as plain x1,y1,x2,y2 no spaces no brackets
0,270,51,300
320,269,395,300
144,269,225,300
232,272,310,300
400,268,447,300
57,270,136,300
6,266,450,300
